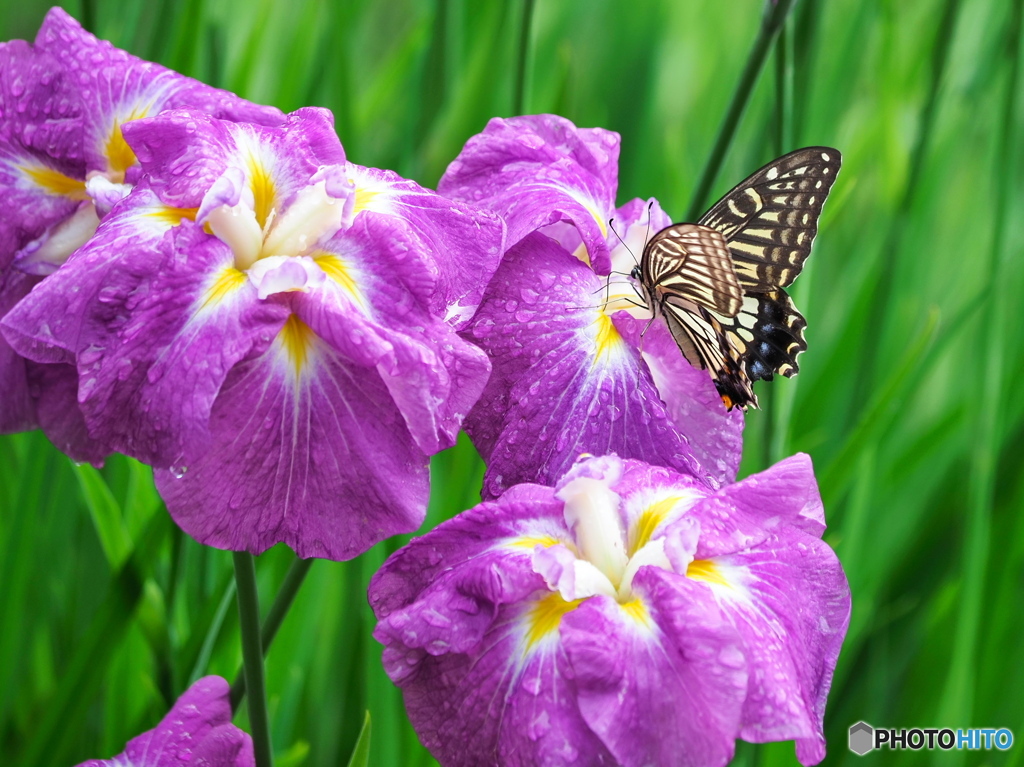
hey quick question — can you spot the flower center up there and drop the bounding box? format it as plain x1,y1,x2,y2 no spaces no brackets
534,475,690,603
207,179,348,271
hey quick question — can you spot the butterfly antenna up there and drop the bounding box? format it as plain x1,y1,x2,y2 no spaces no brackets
608,218,640,268
643,200,654,249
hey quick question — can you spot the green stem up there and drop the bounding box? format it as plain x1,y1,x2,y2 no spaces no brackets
231,556,315,710
513,0,536,115
233,552,273,767
684,0,798,221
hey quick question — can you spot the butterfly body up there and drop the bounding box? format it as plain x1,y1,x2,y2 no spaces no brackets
634,147,841,410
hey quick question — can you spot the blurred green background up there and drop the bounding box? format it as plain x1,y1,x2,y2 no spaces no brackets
1,0,1022,765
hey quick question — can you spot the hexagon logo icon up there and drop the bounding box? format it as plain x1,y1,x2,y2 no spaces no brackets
849,721,874,756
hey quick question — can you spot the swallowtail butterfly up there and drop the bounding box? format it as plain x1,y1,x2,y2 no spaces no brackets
632,147,841,410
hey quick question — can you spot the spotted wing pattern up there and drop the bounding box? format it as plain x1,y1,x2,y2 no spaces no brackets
641,223,743,316
699,147,841,291
712,290,808,384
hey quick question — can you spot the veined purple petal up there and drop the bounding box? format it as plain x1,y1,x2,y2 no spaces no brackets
0,38,85,267
370,454,850,766
156,322,430,560
439,114,618,274
73,220,287,467
75,676,252,767
564,571,747,767
35,8,282,178
122,107,341,212
462,232,711,499
345,163,505,329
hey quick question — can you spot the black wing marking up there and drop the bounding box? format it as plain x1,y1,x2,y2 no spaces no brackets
699,147,841,292
642,223,743,316
712,290,808,385
660,297,757,410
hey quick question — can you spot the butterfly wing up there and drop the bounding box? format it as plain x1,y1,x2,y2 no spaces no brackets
659,297,757,409
642,223,743,316
712,290,808,383
699,147,841,291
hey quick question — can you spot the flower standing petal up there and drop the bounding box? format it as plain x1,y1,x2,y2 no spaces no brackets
75,676,253,767
370,454,850,767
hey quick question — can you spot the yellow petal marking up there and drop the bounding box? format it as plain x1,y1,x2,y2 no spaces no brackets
686,559,730,588
353,185,379,215
105,108,149,179
279,314,316,377
508,534,563,550
313,254,367,310
620,597,653,629
147,206,199,227
200,267,246,311
248,154,276,230
591,312,623,362
524,592,583,650
629,496,685,556
21,166,87,199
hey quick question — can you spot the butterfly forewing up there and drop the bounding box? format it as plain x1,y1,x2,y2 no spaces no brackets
698,147,840,291
642,223,743,316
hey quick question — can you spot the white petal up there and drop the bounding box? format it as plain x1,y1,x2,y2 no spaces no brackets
556,476,628,587
261,180,345,259
207,203,263,269
247,255,326,299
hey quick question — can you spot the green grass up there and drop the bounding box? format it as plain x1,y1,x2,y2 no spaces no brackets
2,0,1023,764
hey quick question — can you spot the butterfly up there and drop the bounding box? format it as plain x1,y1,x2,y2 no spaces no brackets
632,147,841,411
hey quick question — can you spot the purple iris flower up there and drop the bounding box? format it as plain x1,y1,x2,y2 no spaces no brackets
438,115,744,499
370,453,850,767
76,676,253,767
0,7,281,462
3,106,503,560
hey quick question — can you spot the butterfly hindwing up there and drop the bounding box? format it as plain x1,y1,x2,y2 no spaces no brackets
660,298,756,408
698,147,840,292
713,290,808,384
642,223,743,316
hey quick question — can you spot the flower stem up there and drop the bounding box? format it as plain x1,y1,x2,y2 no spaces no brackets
513,0,536,115
684,0,797,222
233,551,273,767
231,555,315,710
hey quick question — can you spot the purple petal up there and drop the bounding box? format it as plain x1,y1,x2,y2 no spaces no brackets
1,186,201,365
439,115,619,273
77,222,286,466
564,571,747,767
122,107,340,211
35,8,282,176
347,164,505,329
0,39,85,262
615,313,744,485
694,531,850,765
370,482,564,618
31,361,108,465
462,232,708,498
690,454,827,558
75,676,246,767
156,323,430,560
0,270,37,432
300,213,492,455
